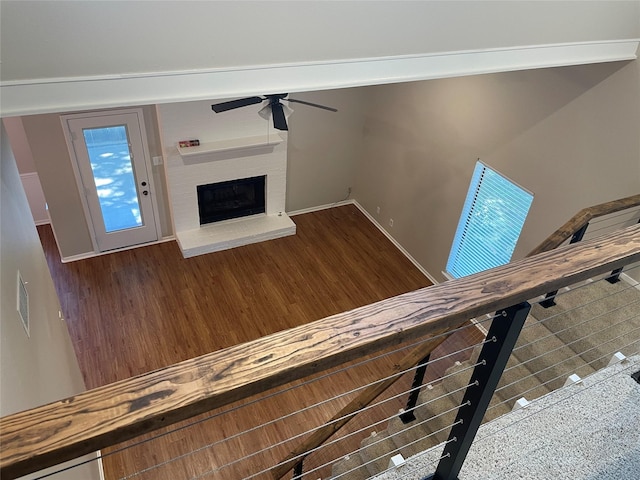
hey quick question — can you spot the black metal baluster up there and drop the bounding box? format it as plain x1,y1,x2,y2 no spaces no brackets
425,301,531,480
540,223,589,308
400,354,431,424
292,459,303,479
606,218,640,283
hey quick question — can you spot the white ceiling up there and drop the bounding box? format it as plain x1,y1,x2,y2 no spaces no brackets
1,1,639,116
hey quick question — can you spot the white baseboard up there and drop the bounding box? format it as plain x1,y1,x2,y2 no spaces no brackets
289,199,439,284
60,236,176,263
351,200,439,285
287,199,355,217
620,272,640,291
97,450,106,480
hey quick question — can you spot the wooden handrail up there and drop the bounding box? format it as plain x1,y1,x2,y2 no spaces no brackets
527,193,640,257
1,223,640,480
270,192,640,479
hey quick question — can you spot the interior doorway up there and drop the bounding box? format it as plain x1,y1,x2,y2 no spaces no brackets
62,109,159,252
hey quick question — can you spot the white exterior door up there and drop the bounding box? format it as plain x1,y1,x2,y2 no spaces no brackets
63,110,158,252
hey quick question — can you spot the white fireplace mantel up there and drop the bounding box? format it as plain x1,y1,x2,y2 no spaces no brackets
165,135,295,258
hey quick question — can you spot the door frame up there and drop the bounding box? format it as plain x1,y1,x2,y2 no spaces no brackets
61,108,163,253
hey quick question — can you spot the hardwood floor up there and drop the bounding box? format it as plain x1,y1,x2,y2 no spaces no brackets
38,204,484,480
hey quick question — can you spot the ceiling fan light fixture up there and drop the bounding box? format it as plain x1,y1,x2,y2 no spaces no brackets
211,93,336,132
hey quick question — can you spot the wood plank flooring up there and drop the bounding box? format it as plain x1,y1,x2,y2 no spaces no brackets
38,204,484,480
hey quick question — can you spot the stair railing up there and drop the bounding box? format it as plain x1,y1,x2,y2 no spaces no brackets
528,193,640,307
1,224,639,480
274,193,640,478
527,193,640,257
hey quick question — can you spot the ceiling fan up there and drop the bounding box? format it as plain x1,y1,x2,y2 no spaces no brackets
211,93,337,131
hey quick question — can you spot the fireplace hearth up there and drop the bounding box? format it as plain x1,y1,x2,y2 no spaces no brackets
197,175,266,224
165,129,295,258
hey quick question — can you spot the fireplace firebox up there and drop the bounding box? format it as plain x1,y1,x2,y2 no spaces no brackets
197,175,266,225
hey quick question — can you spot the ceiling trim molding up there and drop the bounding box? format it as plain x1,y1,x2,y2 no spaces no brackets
1,40,638,117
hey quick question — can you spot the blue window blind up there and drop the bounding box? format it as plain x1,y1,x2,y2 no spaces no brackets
446,161,534,278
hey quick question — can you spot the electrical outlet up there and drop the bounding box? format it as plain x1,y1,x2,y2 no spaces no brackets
389,218,394,227
376,206,380,214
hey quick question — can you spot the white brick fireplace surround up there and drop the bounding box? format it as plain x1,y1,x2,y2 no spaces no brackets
165,139,296,258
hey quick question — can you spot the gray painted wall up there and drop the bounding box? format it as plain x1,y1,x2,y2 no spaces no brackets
0,123,101,479
353,60,640,282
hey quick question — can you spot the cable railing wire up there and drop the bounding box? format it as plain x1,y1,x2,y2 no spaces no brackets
32,315,491,480
123,275,640,480
492,321,640,409
119,279,638,480
508,303,640,375
24,267,640,480
173,361,485,480
478,359,638,446
117,334,494,479
309,421,464,480
328,432,459,480
323,342,640,480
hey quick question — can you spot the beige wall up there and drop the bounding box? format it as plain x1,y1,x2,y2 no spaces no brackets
353,60,640,282
0,123,101,479
21,113,94,257
286,88,367,211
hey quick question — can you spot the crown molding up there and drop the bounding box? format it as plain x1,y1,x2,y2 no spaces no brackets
1,40,638,117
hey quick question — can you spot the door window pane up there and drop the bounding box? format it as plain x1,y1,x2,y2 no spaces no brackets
83,126,142,232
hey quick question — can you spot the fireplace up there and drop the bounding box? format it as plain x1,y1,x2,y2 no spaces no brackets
164,126,295,257
197,175,266,224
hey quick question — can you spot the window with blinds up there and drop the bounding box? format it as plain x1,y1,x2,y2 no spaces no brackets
446,161,534,279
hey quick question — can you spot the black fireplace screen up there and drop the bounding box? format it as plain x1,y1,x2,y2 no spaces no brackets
197,175,266,224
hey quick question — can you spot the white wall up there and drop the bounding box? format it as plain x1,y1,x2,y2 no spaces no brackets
0,123,101,479
353,60,640,282
156,90,367,214
2,1,638,116
3,1,638,82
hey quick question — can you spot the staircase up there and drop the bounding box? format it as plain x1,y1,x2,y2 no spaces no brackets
373,353,640,480
329,276,640,479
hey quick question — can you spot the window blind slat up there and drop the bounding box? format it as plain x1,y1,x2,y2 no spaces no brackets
446,161,534,278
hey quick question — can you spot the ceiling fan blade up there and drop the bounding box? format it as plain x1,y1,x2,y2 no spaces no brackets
211,96,263,113
271,101,288,131
286,98,338,112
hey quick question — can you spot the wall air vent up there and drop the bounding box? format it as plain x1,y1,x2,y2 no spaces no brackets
17,271,30,336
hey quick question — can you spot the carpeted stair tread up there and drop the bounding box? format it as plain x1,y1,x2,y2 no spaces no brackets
330,451,370,480
441,356,540,417
413,383,462,444
329,279,640,477
359,430,397,477
386,406,443,459
531,280,640,370
441,361,477,404
492,354,550,407
512,315,596,390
